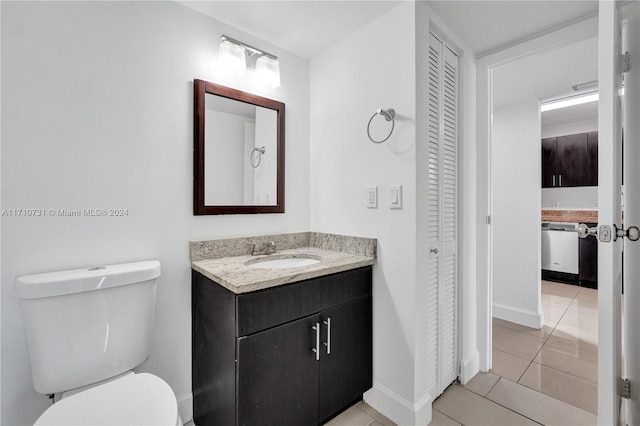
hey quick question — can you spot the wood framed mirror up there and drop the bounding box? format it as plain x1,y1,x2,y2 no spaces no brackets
193,79,285,215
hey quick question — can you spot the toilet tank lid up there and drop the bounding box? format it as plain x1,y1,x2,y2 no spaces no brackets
16,260,161,299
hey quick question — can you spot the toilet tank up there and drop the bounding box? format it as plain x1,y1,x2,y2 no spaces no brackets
16,260,161,395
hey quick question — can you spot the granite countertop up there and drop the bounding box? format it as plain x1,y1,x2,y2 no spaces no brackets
190,232,377,294
192,246,375,294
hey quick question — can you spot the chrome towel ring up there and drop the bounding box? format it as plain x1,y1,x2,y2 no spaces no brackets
367,108,395,144
250,146,266,168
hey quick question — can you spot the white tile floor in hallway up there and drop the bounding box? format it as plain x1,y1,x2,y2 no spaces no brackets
430,280,598,425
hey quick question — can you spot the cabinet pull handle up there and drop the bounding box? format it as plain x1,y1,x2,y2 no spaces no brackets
323,318,331,355
312,323,320,361
553,175,555,187
559,174,562,186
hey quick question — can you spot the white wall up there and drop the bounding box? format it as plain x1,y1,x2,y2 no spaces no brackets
310,2,478,424
205,109,248,205
542,187,598,209
253,107,278,204
310,3,418,421
1,2,310,424
491,100,542,327
542,117,598,139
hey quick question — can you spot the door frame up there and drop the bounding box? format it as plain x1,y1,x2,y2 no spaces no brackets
475,16,598,372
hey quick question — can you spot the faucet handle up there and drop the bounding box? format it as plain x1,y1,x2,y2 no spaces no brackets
250,241,260,256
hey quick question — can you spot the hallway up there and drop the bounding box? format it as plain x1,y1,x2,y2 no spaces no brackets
431,281,598,425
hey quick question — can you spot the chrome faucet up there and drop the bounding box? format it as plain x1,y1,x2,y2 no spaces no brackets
252,241,277,256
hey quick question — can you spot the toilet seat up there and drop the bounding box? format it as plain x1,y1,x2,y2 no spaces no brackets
34,373,181,426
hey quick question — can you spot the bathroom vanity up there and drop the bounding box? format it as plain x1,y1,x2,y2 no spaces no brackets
190,233,376,426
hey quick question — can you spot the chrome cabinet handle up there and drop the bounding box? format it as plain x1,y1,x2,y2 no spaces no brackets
552,175,555,186
559,174,562,186
323,318,331,355
312,323,320,361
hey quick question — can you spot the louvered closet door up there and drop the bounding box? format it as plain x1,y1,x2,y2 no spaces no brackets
425,32,459,400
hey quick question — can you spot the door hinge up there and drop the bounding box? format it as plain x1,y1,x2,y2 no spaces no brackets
623,52,631,73
486,215,491,225
622,378,631,399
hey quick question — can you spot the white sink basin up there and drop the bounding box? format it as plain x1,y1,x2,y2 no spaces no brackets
247,257,320,269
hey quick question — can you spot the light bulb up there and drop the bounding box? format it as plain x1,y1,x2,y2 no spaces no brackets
255,55,281,89
218,40,246,76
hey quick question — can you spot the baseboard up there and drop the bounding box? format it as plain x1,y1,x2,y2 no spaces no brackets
177,392,193,425
459,350,480,385
364,382,432,425
493,302,543,329
542,269,578,285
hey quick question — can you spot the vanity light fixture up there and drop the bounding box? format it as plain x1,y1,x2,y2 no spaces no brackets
218,35,281,88
540,91,599,112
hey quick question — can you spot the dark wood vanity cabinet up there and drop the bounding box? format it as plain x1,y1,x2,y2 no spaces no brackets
542,131,598,188
192,267,373,426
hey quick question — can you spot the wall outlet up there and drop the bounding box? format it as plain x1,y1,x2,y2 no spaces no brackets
367,186,378,208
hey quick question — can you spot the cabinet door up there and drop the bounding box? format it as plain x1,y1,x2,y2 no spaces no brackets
579,224,598,288
318,297,372,422
557,133,589,186
542,137,558,188
237,314,320,426
587,131,599,186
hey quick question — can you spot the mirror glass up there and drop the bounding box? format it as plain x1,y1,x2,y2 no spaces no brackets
194,80,285,215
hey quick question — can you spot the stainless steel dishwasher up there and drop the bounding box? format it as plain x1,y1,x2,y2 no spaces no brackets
541,222,579,275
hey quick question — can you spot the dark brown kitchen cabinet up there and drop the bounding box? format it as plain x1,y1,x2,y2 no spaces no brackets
192,267,373,426
542,137,558,188
587,131,598,186
541,132,598,188
579,222,598,288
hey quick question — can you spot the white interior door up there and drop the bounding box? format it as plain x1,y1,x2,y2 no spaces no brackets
425,31,459,400
621,2,640,424
597,1,624,424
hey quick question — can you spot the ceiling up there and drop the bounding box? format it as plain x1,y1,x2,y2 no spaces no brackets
177,1,599,59
176,1,401,59
493,36,598,106
427,1,598,57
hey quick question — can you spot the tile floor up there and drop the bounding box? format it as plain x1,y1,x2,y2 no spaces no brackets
328,280,598,426
431,280,598,425
192,281,597,426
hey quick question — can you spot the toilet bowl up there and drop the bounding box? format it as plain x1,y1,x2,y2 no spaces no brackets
34,373,181,426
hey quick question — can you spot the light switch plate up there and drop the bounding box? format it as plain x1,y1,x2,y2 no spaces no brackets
389,184,402,209
367,186,378,208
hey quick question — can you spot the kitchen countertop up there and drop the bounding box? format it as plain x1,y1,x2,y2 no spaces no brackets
542,209,598,223
192,246,375,294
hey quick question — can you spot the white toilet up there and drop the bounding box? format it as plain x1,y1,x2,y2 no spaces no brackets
16,260,182,426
